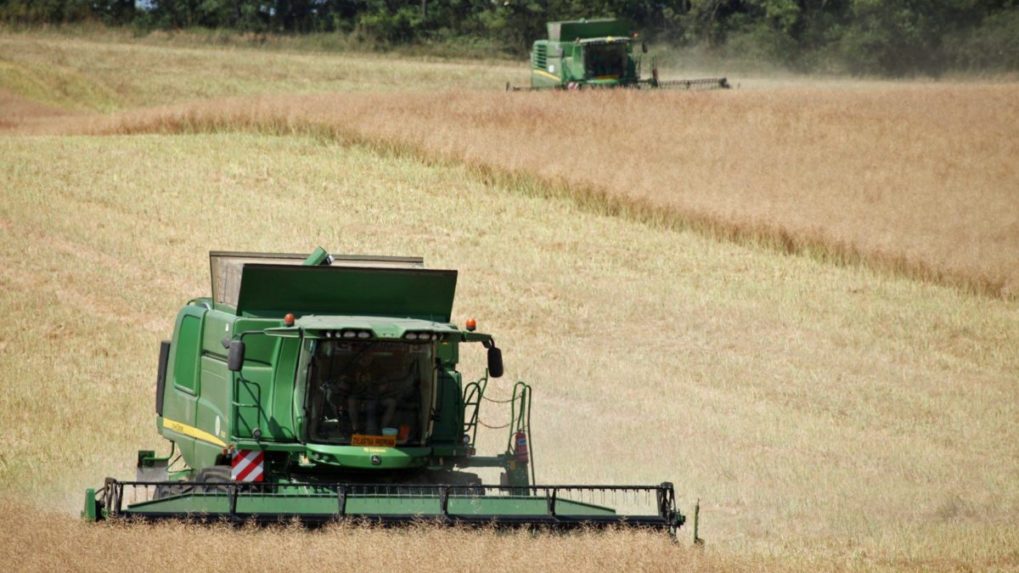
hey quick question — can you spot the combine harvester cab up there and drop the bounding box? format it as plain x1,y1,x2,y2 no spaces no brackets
84,248,691,537
512,18,729,91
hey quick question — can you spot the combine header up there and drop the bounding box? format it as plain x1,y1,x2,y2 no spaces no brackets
509,19,729,91
83,248,692,538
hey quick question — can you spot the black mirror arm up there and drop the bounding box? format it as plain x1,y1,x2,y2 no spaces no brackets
226,329,293,372
486,343,504,379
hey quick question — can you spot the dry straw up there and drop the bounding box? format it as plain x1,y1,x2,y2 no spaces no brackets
1,133,1016,571
2,34,1018,571
30,84,1017,300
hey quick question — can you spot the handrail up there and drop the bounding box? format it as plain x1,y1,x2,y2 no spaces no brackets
461,372,489,446
506,381,535,484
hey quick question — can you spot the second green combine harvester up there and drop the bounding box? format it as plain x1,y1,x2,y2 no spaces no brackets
512,18,729,91
84,248,691,537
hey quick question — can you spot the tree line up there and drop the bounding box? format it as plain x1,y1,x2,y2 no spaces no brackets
1,1,1016,75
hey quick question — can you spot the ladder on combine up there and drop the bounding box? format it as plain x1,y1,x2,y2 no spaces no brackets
461,374,488,445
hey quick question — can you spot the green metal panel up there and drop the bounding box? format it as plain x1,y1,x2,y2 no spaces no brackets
436,338,458,365
82,488,98,522
235,318,281,364
429,368,464,447
217,317,288,443
531,69,562,88
531,41,547,69
234,376,262,439
121,493,618,518
235,264,458,321
160,305,207,465
566,45,586,81
172,314,202,394
531,40,563,88
194,357,230,467
270,337,300,438
304,445,431,469
234,362,273,437
200,312,233,360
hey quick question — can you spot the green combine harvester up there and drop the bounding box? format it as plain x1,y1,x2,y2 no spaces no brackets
510,19,729,91
83,248,694,538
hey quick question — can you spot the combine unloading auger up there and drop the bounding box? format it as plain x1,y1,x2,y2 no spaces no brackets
83,248,694,539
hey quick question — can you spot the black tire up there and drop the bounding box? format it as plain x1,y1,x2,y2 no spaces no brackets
425,471,485,496
195,466,233,494
153,482,194,500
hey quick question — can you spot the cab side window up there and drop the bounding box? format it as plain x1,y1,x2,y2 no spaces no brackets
173,315,201,394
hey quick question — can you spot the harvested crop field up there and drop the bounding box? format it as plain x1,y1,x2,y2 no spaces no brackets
65,84,1019,299
5,33,1017,299
1,31,1017,571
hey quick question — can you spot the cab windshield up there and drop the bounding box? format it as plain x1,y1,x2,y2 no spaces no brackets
305,339,434,445
585,43,628,79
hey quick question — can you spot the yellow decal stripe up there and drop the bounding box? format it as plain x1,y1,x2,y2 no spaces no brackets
533,69,561,82
163,417,227,448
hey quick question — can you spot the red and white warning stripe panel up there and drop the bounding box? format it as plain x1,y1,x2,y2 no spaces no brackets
231,449,264,482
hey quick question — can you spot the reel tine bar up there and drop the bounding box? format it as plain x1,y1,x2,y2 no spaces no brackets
97,480,684,535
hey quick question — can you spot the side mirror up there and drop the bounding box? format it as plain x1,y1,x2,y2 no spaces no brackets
641,41,648,54
487,346,504,378
227,340,246,372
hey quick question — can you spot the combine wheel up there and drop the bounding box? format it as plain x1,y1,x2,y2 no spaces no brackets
153,482,194,500
195,466,233,494
426,471,484,496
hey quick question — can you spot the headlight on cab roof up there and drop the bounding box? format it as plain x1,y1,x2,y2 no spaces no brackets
336,329,373,340
404,331,440,342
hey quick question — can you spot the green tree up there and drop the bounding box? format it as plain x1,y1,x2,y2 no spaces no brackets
839,0,986,74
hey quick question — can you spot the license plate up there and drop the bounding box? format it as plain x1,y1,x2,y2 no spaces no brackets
351,434,396,447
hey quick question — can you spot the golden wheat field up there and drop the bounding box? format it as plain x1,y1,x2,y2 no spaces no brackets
5,32,1018,299
1,31,1018,571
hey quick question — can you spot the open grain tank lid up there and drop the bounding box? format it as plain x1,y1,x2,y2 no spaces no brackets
547,19,631,41
209,251,457,321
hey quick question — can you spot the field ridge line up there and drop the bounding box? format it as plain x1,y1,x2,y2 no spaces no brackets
58,108,1016,302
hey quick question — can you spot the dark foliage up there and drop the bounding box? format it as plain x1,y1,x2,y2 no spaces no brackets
0,0,1015,75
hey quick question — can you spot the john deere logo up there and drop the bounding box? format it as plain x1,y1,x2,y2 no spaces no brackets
371,455,382,466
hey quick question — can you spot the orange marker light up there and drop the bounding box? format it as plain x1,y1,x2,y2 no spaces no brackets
466,318,477,332
284,313,295,327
